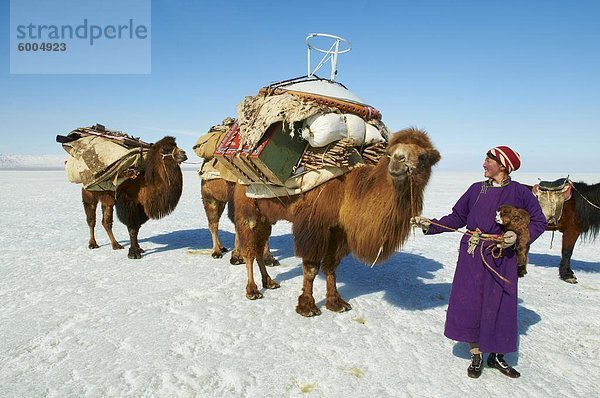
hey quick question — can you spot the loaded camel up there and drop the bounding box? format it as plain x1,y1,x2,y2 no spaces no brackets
233,127,440,316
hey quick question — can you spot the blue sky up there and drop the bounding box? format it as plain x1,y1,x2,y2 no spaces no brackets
1,0,599,172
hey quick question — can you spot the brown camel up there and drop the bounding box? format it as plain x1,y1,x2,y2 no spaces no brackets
201,177,279,265
115,136,187,259
233,127,440,316
82,189,124,250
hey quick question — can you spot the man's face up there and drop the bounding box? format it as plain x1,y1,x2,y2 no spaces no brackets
483,155,504,179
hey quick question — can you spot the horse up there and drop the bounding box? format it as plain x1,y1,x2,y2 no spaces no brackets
532,180,600,283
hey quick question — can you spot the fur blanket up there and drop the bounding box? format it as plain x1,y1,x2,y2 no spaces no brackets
236,93,337,147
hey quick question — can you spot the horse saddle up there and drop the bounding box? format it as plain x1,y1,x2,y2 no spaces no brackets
538,177,570,191
533,176,572,226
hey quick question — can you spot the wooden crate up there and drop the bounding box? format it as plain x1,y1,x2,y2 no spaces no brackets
213,124,261,184
214,122,308,186
245,122,307,186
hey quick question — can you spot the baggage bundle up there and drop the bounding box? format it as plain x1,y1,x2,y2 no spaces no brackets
56,124,151,191
195,34,391,197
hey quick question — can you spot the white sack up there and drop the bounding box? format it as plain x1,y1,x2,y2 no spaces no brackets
302,112,386,147
301,113,346,147
343,114,367,143
364,123,385,145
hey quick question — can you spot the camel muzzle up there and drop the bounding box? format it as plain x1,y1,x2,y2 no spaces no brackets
388,151,415,178
174,148,188,163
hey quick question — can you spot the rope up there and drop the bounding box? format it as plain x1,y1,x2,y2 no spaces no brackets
480,242,511,284
416,217,510,283
425,219,503,242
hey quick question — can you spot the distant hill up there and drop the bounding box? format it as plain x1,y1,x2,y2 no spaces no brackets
0,154,66,169
0,154,198,170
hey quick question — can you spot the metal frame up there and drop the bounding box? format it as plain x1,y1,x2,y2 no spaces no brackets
306,33,351,81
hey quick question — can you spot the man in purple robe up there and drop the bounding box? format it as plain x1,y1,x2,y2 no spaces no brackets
412,146,547,379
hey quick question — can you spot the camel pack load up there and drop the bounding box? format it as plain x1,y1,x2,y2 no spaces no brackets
194,34,390,198
56,124,152,191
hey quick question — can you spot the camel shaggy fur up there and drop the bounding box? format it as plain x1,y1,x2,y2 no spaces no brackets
233,127,441,316
115,136,187,259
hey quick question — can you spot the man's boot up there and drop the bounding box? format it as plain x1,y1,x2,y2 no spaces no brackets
487,353,521,378
467,353,483,378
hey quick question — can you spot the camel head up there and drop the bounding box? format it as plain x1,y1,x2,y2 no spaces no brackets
386,127,441,184
145,136,187,184
153,136,188,164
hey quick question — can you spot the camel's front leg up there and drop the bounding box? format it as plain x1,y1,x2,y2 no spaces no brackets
322,227,351,312
296,260,321,317
127,226,143,259
323,270,352,312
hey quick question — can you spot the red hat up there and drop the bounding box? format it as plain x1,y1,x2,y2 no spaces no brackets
487,146,521,173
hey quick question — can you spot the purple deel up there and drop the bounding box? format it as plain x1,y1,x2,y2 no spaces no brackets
427,180,547,353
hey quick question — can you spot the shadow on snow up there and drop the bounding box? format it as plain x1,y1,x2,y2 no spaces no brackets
529,253,599,273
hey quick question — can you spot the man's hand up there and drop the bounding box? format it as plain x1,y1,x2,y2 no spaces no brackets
410,216,432,233
497,231,517,249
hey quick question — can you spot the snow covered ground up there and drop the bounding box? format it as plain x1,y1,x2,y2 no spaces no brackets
0,169,598,397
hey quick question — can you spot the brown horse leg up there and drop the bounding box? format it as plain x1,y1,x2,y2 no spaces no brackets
323,227,351,312
296,260,322,317
82,190,99,249
204,199,228,258
127,226,143,259
101,202,124,250
560,229,580,283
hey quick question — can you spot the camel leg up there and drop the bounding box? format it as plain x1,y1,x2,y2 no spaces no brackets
82,190,99,249
231,234,278,266
101,203,123,250
243,254,263,299
238,218,270,299
263,241,280,267
559,229,580,284
230,231,244,265
254,224,279,290
296,260,322,317
323,227,352,312
127,226,143,259
203,199,228,258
